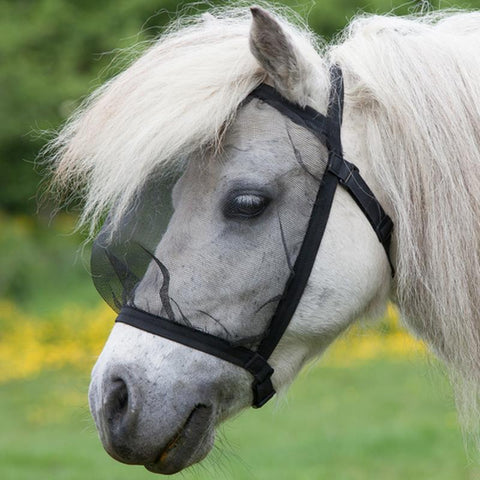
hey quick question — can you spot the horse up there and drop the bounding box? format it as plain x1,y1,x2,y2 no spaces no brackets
46,4,480,475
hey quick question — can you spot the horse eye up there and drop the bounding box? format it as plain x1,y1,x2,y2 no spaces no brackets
224,193,270,219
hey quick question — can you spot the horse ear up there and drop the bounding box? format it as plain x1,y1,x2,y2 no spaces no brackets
249,6,311,104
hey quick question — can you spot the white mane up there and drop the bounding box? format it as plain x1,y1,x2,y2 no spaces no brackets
331,11,480,439
48,6,480,440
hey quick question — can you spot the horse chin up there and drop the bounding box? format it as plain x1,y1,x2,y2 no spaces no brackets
144,404,216,475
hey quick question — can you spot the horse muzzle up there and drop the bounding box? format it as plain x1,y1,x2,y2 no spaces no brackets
88,361,216,474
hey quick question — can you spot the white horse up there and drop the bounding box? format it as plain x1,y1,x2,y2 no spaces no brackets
47,4,480,475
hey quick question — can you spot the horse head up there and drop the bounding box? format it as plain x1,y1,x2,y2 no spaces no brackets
86,8,391,473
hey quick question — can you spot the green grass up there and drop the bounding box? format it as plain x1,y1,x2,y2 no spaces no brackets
1,358,478,480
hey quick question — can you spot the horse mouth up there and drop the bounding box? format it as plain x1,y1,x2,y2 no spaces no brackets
144,404,215,474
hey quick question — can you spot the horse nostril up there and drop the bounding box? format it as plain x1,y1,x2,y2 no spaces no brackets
102,374,139,445
94,369,146,464
106,379,129,424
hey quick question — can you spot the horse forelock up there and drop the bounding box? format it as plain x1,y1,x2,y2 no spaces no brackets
44,5,323,239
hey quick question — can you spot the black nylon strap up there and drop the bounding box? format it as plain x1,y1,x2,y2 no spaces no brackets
325,64,344,156
254,66,345,361
327,153,394,273
256,170,339,360
116,306,275,407
248,84,329,142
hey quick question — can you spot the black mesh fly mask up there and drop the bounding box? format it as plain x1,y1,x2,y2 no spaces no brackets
91,66,394,408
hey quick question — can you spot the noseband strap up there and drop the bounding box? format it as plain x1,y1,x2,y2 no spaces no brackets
115,66,394,408
116,306,275,406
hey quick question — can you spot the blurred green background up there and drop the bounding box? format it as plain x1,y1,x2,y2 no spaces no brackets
1,0,479,479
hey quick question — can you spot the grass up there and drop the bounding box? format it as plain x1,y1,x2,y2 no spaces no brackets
1,358,478,480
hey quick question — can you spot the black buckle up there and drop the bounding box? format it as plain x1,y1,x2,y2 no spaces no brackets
327,152,358,187
244,353,275,408
376,215,394,246
375,215,395,277
252,377,275,408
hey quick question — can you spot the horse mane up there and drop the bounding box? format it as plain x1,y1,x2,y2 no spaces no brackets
44,5,323,236
331,11,480,440
46,4,480,440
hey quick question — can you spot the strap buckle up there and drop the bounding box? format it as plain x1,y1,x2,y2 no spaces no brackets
376,215,394,246
327,152,359,187
252,377,275,408
244,353,275,408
